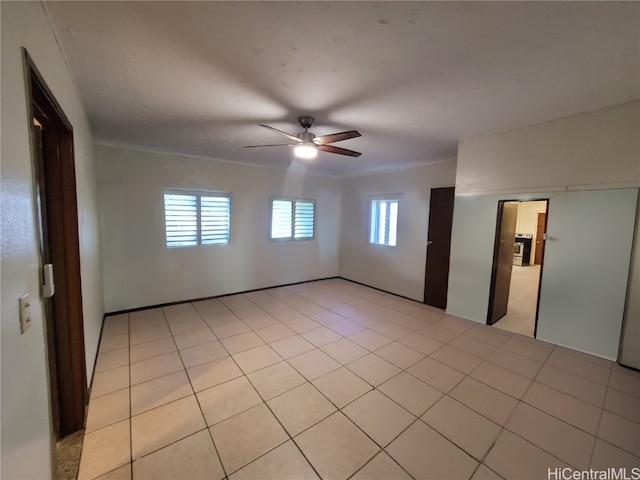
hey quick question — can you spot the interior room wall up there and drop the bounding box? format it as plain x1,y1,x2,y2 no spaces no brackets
448,103,640,361
619,201,640,369
1,2,104,478
339,161,457,301
99,145,342,312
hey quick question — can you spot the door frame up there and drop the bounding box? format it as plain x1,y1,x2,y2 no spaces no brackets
24,49,88,439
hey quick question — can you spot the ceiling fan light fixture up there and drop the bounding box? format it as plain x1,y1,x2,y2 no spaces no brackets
294,143,318,159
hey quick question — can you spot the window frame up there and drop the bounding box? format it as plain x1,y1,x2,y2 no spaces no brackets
368,194,400,247
163,188,231,248
268,196,316,242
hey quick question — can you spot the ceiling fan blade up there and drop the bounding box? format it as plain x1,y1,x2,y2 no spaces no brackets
314,130,361,145
318,144,361,157
259,124,301,143
243,143,293,148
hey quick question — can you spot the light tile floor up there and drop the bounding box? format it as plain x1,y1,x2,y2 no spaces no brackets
79,279,640,480
494,265,540,337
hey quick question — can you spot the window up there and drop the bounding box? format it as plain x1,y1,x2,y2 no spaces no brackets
369,197,398,246
270,198,315,241
164,189,230,247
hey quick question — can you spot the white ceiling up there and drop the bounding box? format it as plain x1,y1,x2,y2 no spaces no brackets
45,1,639,177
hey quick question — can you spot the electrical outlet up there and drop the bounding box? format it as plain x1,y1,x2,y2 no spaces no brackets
19,294,31,333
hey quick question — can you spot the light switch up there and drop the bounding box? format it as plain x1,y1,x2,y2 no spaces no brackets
19,294,31,334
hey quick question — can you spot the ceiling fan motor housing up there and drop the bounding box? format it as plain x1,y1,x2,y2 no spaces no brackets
298,131,316,143
298,116,315,130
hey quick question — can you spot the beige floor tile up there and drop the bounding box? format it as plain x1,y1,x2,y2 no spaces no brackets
321,338,369,364
431,344,483,374
386,420,478,480
162,303,200,322
247,361,306,400
370,321,413,340
433,315,476,334
95,347,130,373
348,329,393,351
301,326,342,347
407,357,465,393
78,419,130,480
465,325,511,347
187,356,243,392
130,351,184,385
295,412,379,479
351,451,412,480
85,388,130,433
590,439,640,470
449,334,498,359
211,404,288,475
288,348,340,380
179,340,227,368
131,395,205,459
130,337,177,364
378,372,443,416
609,369,640,398
312,367,373,408
507,403,596,469
129,325,171,346
99,333,129,354
522,381,601,434
283,316,322,333
418,323,461,343
242,313,280,330
597,410,640,457
255,323,296,343
221,331,265,354
398,332,443,355
212,321,251,339
196,376,262,426
91,366,129,398
536,365,607,406
450,377,518,425
132,430,224,480
546,349,611,385
168,318,208,336
269,335,316,359
128,317,166,334
96,464,131,480
487,348,543,379
102,317,129,338
230,440,319,480
422,396,501,460
501,335,553,362
131,370,193,416
471,361,532,399
343,390,415,447
327,318,368,337
268,383,336,436
347,353,401,386
471,464,503,480
604,388,640,423
232,344,282,374
484,430,569,480
374,342,425,369
173,327,217,350
310,311,343,326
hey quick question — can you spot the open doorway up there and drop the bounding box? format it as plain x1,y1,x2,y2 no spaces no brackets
487,199,548,337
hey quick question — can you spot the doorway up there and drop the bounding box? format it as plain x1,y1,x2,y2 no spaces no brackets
487,199,548,337
25,49,87,445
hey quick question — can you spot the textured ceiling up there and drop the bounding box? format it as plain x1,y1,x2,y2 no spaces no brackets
45,1,639,177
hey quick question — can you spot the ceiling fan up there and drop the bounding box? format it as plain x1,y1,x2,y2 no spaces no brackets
244,116,361,159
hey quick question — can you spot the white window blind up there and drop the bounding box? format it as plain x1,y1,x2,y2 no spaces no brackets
270,198,315,240
370,198,398,246
164,190,230,247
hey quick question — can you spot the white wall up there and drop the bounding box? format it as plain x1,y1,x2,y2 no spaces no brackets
449,103,640,360
1,2,104,478
99,145,341,312
339,161,457,301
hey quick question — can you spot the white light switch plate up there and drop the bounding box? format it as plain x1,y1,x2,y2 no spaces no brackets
19,294,31,333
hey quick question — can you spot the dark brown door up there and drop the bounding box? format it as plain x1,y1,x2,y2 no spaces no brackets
487,201,518,325
424,187,455,309
26,51,87,438
534,212,546,265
